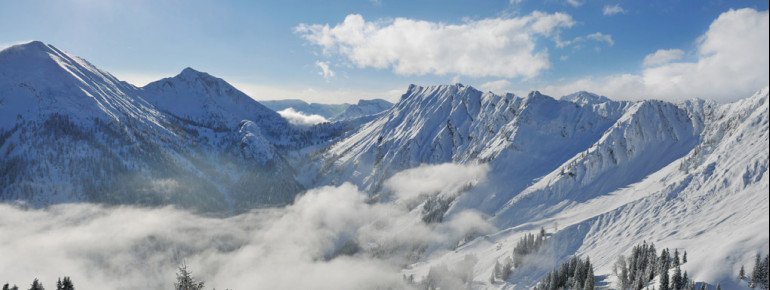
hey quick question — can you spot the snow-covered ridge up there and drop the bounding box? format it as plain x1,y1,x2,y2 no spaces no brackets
0,41,327,211
0,41,158,128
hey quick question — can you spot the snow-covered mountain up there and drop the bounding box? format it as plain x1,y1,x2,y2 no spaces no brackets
332,98,393,121
307,84,630,195
141,67,289,134
0,41,308,212
305,83,768,288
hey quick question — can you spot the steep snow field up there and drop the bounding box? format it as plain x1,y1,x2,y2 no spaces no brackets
407,89,768,289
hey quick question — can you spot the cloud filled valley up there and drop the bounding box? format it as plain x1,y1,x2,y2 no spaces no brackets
0,164,494,290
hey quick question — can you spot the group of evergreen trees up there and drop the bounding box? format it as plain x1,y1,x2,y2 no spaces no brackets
740,253,769,289
613,241,693,290
490,227,549,283
2,277,74,290
534,255,595,290
513,228,549,268
2,265,229,290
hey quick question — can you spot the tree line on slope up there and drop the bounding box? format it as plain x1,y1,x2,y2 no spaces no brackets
534,255,595,290
610,241,770,290
1,265,231,290
613,241,706,290
2,277,73,290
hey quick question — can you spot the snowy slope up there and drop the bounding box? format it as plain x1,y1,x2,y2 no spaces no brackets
404,87,768,289
0,41,157,128
491,99,705,227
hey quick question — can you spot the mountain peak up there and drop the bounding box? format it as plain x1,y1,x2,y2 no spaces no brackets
561,91,612,106
2,40,51,52
403,83,479,97
176,67,215,80
0,41,58,60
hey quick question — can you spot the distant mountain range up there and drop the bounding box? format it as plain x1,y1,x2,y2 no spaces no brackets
261,98,392,121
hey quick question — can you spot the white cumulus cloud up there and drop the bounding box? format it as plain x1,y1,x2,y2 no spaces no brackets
541,8,769,102
277,108,329,126
642,49,685,67
295,12,575,79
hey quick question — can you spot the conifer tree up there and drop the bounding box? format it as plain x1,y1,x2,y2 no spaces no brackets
672,266,683,290
660,268,670,290
28,279,43,290
683,251,687,264
584,266,595,290
741,265,748,280
493,260,501,280
761,254,769,290
60,278,73,290
674,249,681,267
683,271,689,289
752,253,762,288
175,264,205,290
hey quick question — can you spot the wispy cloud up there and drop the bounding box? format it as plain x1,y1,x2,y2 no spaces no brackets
315,61,335,80
566,0,584,8
295,12,575,79
557,32,614,48
602,4,626,16
585,32,614,46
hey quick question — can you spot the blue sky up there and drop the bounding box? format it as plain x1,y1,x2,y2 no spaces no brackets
1,0,768,103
